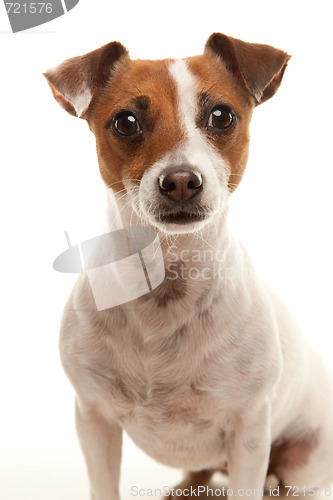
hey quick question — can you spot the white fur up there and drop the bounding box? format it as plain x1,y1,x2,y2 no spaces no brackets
168,59,198,138
72,87,92,118
58,58,333,500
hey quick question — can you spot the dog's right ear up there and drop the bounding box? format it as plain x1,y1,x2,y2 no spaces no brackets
44,42,128,118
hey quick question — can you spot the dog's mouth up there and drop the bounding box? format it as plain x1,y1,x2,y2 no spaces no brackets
156,211,207,224
137,194,216,233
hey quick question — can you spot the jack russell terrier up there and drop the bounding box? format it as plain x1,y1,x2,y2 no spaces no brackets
45,33,333,499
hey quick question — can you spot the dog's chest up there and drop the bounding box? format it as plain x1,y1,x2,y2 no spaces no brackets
93,319,229,414
84,298,263,468
95,322,233,468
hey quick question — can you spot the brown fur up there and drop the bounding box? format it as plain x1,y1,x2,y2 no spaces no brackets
85,53,254,193
187,53,254,191
86,59,185,191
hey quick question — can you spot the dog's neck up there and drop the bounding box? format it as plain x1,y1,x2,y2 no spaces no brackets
103,190,254,342
103,186,254,301
98,187,255,342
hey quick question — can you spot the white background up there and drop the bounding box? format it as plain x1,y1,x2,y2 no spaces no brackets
1,1,333,499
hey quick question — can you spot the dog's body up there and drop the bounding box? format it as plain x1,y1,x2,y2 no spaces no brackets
45,34,333,499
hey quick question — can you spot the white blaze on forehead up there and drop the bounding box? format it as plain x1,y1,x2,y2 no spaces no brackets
166,58,229,194
168,59,198,138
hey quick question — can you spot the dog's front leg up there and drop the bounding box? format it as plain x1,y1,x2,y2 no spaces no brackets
75,399,122,500
227,402,271,500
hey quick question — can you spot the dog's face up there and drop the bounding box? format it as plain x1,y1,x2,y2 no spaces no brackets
45,34,290,234
87,54,253,234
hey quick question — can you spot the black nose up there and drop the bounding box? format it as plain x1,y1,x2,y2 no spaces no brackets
158,169,203,202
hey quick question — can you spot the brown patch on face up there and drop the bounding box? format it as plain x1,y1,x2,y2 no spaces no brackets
86,52,255,194
187,53,255,192
85,58,185,191
268,429,320,476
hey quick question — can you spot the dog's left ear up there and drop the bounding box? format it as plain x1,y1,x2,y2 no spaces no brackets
205,33,291,105
44,41,129,118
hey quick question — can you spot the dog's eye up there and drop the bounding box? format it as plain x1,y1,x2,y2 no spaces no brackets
207,106,234,130
114,112,140,137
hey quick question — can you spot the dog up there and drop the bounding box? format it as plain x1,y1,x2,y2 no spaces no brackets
45,33,333,499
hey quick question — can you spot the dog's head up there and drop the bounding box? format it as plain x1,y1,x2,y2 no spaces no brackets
45,34,290,234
